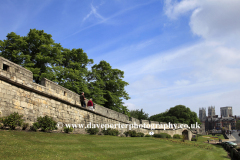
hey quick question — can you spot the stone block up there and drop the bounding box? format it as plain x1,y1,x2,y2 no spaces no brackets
20,101,28,108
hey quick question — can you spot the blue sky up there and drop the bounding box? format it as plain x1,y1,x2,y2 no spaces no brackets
1,0,240,117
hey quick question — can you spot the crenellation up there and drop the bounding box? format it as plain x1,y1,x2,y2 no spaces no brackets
0,56,193,139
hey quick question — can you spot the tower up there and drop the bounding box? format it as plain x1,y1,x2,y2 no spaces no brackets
208,106,215,118
220,106,233,117
199,107,206,122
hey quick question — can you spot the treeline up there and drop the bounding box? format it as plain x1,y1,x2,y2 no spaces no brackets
0,29,130,115
130,105,201,126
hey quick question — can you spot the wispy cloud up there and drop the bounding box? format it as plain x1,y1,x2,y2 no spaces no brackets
82,3,105,22
67,1,156,38
122,39,240,115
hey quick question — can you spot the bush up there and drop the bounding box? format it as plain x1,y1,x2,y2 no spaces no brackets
145,134,151,137
86,128,99,135
191,137,198,141
2,112,24,130
136,132,144,137
124,130,136,137
154,133,171,138
124,131,145,137
30,125,38,131
64,127,74,133
0,117,4,129
173,134,181,139
102,128,119,136
32,115,57,132
22,123,29,130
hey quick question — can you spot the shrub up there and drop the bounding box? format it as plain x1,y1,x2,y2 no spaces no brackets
124,131,145,137
0,117,4,123
124,130,136,137
166,134,171,138
32,115,57,132
22,123,29,130
64,127,74,133
30,125,38,131
102,128,119,136
191,137,198,141
86,128,99,135
2,112,24,130
0,117,4,129
120,134,126,137
145,134,151,137
173,134,181,139
154,133,171,138
136,132,144,137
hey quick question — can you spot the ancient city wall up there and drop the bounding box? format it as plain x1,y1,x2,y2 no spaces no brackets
0,56,192,139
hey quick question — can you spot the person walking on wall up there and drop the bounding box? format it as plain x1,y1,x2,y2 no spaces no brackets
80,92,86,108
87,98,94,111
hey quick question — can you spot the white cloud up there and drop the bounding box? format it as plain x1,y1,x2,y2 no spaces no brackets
124,102,138,110
122,39,240,116
164,0,199,19
165,0,240,41
82,4,105,22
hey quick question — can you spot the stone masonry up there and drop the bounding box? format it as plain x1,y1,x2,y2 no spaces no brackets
0,56,192,139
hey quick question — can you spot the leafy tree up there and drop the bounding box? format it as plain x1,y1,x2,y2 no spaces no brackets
88,60,130,114
149,105,201,126
130,109,149,120
0,32,27,65
0,29,93,93
0,29,63,84
0,29,131,116
53,48,93,95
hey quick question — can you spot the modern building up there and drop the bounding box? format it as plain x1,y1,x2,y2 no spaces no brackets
220,106,233,117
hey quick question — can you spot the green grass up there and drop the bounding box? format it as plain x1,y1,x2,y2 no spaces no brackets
0,130,229,160
197,134,225,143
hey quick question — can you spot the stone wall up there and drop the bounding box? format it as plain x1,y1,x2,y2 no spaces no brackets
0,56,193,140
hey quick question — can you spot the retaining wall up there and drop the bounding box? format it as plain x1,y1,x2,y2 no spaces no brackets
0,56,192,139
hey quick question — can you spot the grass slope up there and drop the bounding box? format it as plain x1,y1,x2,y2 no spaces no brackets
0,130,229,160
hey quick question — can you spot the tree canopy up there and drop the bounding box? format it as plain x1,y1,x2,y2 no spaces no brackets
0,29,130,115
129,109,149,120
149,105,201,126
87,60,130,114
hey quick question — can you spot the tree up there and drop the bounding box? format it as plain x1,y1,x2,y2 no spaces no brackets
88,61,130,114
0,29,131,116
0,29,63,84
0,29,94,93
129,109,149,120
53,48,93,95
149,105,201,126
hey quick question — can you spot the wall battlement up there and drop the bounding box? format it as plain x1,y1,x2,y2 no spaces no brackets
0,56,192,139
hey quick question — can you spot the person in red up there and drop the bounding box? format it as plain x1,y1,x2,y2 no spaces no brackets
87,98,94,111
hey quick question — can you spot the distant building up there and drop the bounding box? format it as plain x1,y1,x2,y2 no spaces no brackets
199,108,206,122
205,115,236,131
208,106,215,118
220,106,232,117
198,106,237,131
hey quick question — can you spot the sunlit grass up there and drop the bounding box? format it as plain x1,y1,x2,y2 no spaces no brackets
0,130,229,160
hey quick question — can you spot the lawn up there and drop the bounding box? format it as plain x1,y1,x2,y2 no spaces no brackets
0,130,229,160
197,134,225,143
